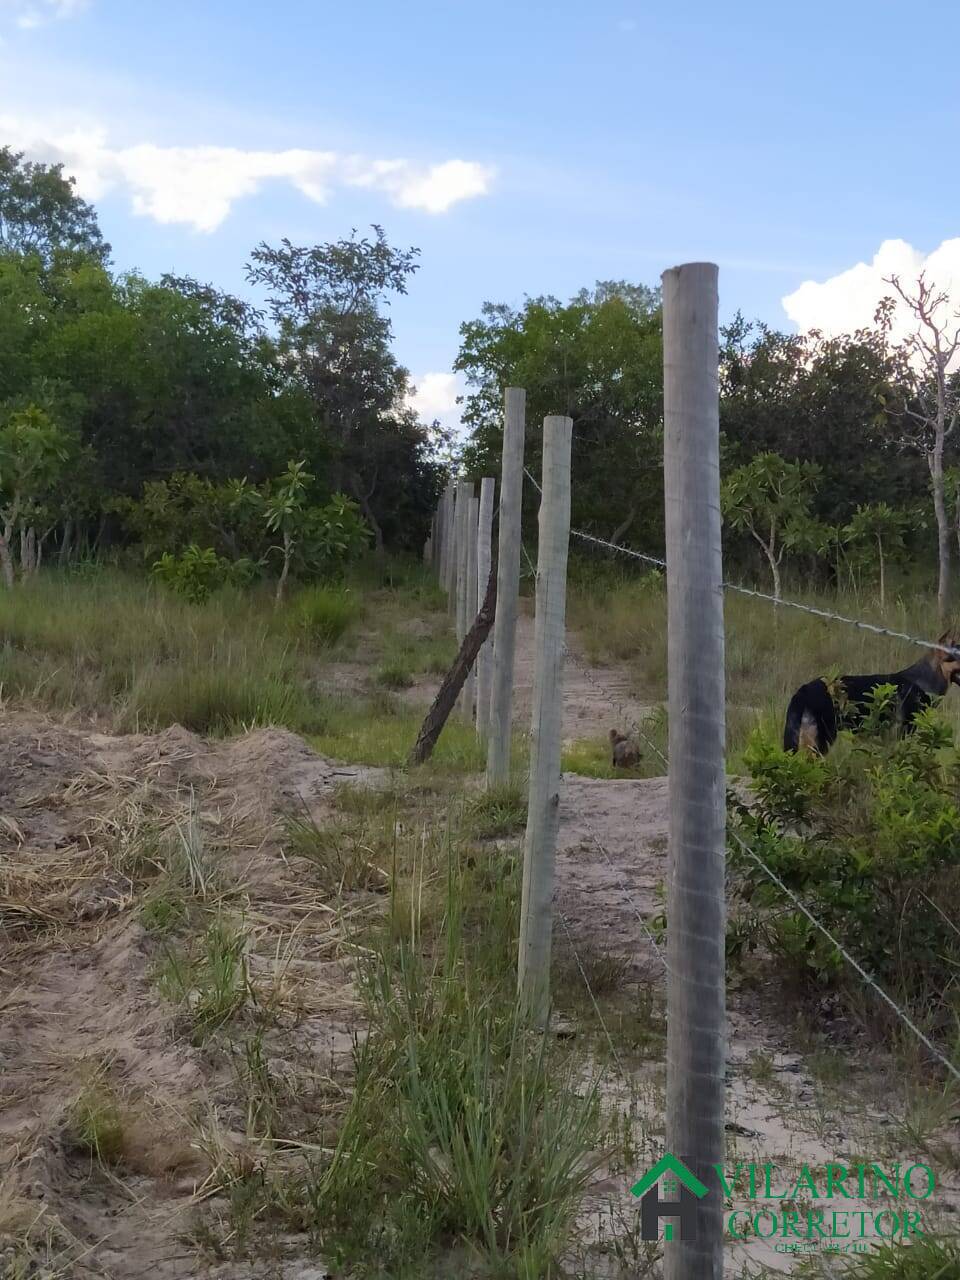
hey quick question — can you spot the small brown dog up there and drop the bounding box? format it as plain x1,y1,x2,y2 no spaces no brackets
609,729,641,769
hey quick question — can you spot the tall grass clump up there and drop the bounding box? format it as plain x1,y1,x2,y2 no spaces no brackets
288,584,362,646
301,837,602,1276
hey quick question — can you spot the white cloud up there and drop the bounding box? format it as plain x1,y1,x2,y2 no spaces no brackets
1,0,87,29
408,371,464,434
782,238,960,356
388,159,494,214
0,116,495,231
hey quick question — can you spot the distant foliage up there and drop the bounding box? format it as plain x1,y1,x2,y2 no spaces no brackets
131,463,370,600
0,148,442,571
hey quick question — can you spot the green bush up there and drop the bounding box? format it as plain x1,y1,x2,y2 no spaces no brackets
152,545,255,604
729,695,960,1046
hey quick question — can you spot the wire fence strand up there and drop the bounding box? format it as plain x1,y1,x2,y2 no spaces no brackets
523,466,960,660
727,825,960,1084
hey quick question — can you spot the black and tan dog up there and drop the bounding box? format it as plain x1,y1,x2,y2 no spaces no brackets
783,631,960,755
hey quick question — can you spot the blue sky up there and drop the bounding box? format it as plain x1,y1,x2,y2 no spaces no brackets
2,0,960,428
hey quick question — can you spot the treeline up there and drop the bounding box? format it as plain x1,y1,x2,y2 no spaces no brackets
0,146,443,593
456,281,958,603
5,142,958,607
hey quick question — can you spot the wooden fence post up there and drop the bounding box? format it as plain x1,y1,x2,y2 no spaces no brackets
486,388,525,787
475,477,496,739
517,415,572,1027
461,494,479,721
662,262,725,1280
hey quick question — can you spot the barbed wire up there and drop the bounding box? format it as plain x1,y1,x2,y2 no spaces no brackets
522,466,960,660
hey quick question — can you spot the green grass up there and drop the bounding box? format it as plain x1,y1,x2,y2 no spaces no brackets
296,832,602,1277
65,1079,125,1164
0,571,330,734
375,659,416,690
282,803,393,893
155,915,251,1042
795,1237,960,1277
462,784,528,839
310,691,525,775
288,584,363,646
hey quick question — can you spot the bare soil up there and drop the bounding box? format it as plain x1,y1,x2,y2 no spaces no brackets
1,713,381,1279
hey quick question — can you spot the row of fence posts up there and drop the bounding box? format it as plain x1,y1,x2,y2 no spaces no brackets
427,387,527,786
424,263,725,1280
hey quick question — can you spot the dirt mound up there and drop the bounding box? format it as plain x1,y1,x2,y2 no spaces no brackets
0,714,379,1278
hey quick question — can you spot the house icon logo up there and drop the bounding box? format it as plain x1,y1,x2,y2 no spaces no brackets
631,1153,710,1242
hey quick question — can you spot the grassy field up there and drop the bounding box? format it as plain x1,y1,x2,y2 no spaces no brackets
3,556,960,1277
566,558,960,769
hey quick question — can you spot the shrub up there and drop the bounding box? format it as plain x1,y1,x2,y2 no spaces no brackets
151,545,254,604
729,697,960,1047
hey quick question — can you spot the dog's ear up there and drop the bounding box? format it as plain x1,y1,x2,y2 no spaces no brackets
937,630,960,653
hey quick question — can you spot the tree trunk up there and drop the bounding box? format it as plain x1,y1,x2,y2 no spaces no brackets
757,535,781,600
930,440,950,625
608,507,636,547
357,492,383,556
21,527,37,577
0,535,14,588
275,531,292,607
59,519,73,568
409,562,497,765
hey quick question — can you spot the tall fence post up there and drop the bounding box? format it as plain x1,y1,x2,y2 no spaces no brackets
436,482,452,584
462,494,479,721
475,477,496,739
446,482,459,616
455,481,475,717
517,415,572,1027
662,262,725,1280
486,388,525,787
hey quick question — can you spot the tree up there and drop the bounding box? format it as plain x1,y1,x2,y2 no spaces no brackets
842,502,911,611
456,282,663,549
0,405,72,586
245,227,432,550
262,460,313,605
719,314,913,528
0,146,109,264
880,276,960,624
721,452,820,599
